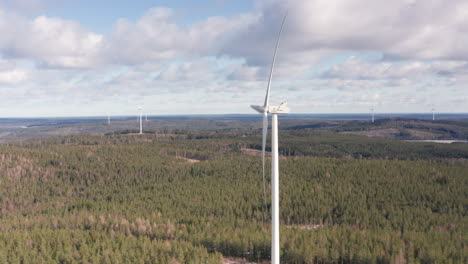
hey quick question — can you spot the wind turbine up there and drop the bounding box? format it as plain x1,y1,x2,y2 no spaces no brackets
138,106,143,134
251,13,288,264
432,108,435,121
107,112,111,125
371,106,375,123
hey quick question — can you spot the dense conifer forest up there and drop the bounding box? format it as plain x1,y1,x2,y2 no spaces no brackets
0,129,467,263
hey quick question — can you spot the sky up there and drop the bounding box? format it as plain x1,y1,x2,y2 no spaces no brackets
0,0,467,117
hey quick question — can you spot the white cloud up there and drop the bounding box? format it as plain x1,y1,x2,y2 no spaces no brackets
0,69,27,84
0,10,104,68
227,65,261,81
0,1,467,116
322,57,468,80
106,8,258,64
157,60,214,82
222,0,468,71
0,59,28,84
2,1,468,70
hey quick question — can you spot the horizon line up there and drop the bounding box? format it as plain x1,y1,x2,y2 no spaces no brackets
1,112,468,119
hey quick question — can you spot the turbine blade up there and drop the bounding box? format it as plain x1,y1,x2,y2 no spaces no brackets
264,12,288,108
262,112,268,205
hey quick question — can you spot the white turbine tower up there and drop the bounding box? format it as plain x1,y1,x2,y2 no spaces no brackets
371,106,375,123
251,13,288,264
107,112,110,125
138,106,143,134
432,108,435,121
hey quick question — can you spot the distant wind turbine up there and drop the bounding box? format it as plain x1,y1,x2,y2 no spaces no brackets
432,108,435,121
138,106,143,134
251,13,289,264
107,112,111,125
371,106,375,123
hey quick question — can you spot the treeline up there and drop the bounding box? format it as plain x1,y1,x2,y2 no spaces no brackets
245,130,468,160
13,129,468,160
332,118,468,140
0,133,466,263
283,118,468,140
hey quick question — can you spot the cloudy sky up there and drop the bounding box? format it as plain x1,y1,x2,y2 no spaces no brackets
0,0,467,117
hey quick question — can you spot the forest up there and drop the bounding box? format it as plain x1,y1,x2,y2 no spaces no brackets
0,128,467,263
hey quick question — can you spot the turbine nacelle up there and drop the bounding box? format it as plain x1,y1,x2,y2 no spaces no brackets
251,102,290,114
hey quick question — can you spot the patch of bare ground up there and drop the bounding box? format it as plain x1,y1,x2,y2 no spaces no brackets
241,148,267,157
46,127,84,136
177,156,200,164
404,128,438,139
223,257,265,264
342,128,439,140
286,224,325,230
124,133,185,139
406,120,458,130
156,133,184,138
161,150,203,163
120,134,157,143
241,148,287,160
341,128,401,138
124,133,152,138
